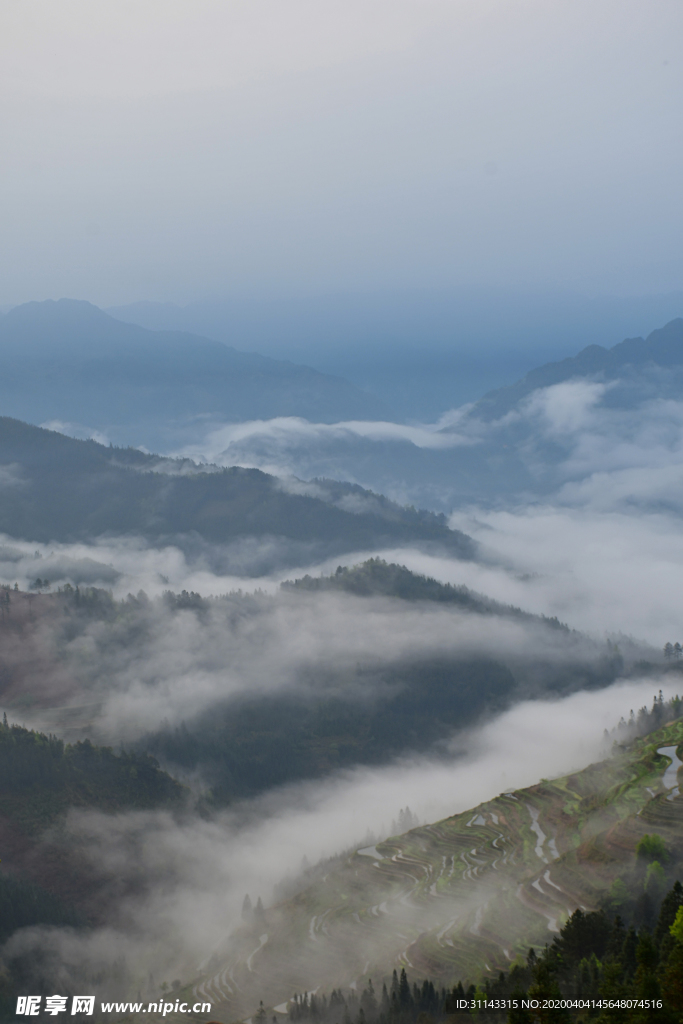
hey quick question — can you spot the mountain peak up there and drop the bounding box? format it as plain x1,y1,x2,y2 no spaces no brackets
3,297,110,326
473,315,683,421
0,300,389,436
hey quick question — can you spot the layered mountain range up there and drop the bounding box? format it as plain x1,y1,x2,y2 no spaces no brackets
473,316,683,419
0,300,386,449
0,298,682,1018
0,418,471,575
194,318,683,510
2,299,683,511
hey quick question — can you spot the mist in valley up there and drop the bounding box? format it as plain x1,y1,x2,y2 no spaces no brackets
2,675,677,1004
0,495,680,1006
2,0,683,1016
2,379,683,1006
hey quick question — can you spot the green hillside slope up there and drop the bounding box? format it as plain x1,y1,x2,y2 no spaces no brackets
192,715,683,1020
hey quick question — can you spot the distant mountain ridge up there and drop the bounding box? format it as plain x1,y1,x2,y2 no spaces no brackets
0,299,387,448
105,291,683,420
199,316,683,511
3,300,683,514
473,316,683,420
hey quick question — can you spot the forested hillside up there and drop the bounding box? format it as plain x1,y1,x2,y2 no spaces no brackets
272,884,683,1024
0,565,633,806
285,559,567,628
0,719,184,831
141,654,518,803
0,417,471,569
0,718,185,1012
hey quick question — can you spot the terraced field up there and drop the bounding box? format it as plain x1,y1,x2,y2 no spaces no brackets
190,719,683,1022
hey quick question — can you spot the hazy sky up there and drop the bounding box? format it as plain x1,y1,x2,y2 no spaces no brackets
2,0,682,307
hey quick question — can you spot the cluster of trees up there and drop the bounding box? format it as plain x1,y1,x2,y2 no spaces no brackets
0,581,121,616
0,871,81,945
241,895,266,923
391,807,420,834
58,582,117,614
163,589,207,612
284,559,569,631
287,970,446,1024
484,884,683,1022
0,717,184,827
607,691,682,742
281,882,683,1024
663,643,682,660
28,577,51,591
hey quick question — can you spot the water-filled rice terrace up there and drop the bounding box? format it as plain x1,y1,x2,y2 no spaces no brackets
191,719,683,1021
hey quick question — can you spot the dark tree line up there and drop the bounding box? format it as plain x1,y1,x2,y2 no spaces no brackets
487,883,683,1022
284,559,569,631
288,969,453,1024
279,882,683,1024
0,717,184,827
606,691,682,743
0,872,81,945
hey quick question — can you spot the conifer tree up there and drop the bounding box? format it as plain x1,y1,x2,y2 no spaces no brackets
360,980,377,1020
398,968,411,1008
379,983,390,1017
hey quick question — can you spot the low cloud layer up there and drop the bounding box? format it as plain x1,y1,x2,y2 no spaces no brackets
160,373,683,517
3,375,682,1001
443,507,683,646
6,567,618,748
0,534,285,599
181,417,472,461
4,676,675,1002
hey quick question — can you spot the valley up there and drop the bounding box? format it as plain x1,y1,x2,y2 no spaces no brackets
4,6,683,1019
0,563,638,801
